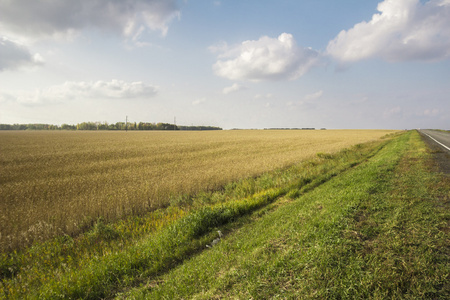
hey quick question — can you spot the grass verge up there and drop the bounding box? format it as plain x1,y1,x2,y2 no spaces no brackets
118,130,449,299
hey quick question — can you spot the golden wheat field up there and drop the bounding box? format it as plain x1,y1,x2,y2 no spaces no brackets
0,129,396,251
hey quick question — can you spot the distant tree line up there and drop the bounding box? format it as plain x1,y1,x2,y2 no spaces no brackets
0,124,73,130
178,125,222,131
0,122,222,131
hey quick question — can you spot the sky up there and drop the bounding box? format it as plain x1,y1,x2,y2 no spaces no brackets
0,0,449,129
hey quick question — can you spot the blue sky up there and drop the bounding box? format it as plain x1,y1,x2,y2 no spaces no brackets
1,0,449,129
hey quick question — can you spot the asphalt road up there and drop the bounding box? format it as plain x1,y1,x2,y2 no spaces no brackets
419,129,450,175
419,129,450,152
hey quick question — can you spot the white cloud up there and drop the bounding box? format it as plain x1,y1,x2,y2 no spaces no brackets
2,80,158,105
286,90,323,109
0,0,180,43
87,80,158,98
383,106,402,118
0,92,15,104
212,33,320,81
223,83,247,95
422,108,439,117
192,98,206,106
327,0,450,63
304,90,323,101
208,41,228,54
254,93,274,99
0,37,43,71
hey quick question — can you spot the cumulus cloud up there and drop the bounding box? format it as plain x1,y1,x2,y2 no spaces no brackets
327,0,450,62
223,83,247,94
212,33,320,81
0,37,43,71
0,0,180,43
85,80,158,98
383,106,402,118
2,80,158,105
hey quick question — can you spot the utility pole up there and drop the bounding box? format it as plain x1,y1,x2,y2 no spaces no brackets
125,116,128,132
174,116,176,130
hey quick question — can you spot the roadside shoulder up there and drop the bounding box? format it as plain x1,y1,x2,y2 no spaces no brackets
418,130,450,175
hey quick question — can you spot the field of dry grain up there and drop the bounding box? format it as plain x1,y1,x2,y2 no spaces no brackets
0,129,396,250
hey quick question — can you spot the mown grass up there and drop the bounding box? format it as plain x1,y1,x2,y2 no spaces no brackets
117,130,449,299
0,129,395,251
0,134,392,299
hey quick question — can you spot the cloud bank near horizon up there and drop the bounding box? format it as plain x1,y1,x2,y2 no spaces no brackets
0,80,158,105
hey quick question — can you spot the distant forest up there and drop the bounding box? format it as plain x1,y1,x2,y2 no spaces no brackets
0,122,222,131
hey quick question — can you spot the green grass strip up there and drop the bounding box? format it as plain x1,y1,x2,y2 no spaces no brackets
120,131,448,299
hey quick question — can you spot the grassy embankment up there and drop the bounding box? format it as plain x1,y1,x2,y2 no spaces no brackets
125,130,448,299
1,130,448,298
